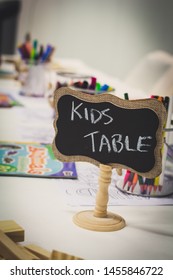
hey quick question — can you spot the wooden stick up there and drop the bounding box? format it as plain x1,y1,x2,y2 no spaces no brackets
94,164,112,218
0,220,24,242
24,244,51,260
73,163,126,231
51,250,83,260
0,229,34,260
18,245,40,260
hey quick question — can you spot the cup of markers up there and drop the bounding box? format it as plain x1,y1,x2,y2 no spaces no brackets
116,167,173,197
18,37,55,97
116,95,173,197
18,38,55,65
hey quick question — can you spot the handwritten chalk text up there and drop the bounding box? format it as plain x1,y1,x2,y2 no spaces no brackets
70,101,153,154
84,131,152,153
71,101,113,125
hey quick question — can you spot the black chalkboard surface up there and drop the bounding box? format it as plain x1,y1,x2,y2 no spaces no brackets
52,87,167,178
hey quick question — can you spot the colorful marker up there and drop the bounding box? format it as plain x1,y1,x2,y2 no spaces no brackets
81,81,89,89
123,170,131,189
127,172,135,191
96,83,101,91
89,77,97,90
153,176,160,193
163,96,170,112
138,175,145,194
41,45,53,62
100,84,109,91
131,173,138,192
144,178,154,195
25,33,32,54
124,93,129,100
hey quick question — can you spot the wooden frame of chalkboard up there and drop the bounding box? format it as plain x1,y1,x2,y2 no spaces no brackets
52,87,167,178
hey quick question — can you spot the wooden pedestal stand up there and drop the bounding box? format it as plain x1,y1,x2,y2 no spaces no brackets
73,164,126,232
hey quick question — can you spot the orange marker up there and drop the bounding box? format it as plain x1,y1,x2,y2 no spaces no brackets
131,173,138,192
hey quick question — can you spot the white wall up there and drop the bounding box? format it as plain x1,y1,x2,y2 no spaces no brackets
17,0,173,79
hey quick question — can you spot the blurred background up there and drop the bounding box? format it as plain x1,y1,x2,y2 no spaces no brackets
1,0,173,79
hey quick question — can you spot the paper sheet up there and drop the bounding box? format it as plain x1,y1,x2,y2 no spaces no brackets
61,162,173,206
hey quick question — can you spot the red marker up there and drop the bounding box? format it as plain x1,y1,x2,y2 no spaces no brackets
123,170,131,189
89,77,97,90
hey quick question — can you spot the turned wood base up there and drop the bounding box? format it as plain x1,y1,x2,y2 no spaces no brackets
73,210,126,232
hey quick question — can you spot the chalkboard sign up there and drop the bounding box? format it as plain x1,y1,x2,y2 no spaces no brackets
52,87,167,178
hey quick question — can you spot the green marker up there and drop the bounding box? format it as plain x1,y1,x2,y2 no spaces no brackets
124,92,129,100
96,83,101,91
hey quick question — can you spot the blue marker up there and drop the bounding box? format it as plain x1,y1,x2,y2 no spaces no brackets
41,45,53,62
100,84,109,91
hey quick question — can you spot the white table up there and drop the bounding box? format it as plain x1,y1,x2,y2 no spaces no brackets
0,61,173,260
